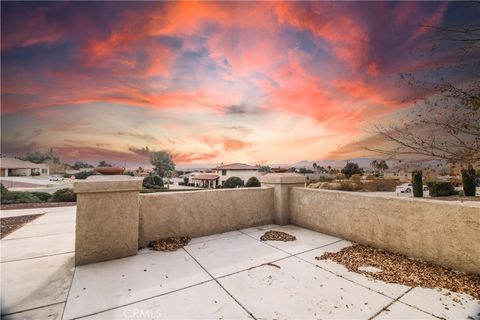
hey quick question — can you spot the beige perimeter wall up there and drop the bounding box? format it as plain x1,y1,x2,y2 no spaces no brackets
290,188,480,274
138,187,274,247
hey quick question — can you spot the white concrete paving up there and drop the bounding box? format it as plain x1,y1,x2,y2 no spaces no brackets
1,206,76,318
82,281,251,320
2,212,479,320
1,233,75,262
218,256,394,319
374,301,438,319
184,233,289,278
1,302,65,320
4,221,75,239
400,287,480,320
63,250,212,319
1,253,74,314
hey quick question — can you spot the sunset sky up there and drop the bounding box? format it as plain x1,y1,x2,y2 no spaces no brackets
1,1,478,167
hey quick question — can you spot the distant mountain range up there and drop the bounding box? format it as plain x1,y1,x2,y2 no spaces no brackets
176,158,446,171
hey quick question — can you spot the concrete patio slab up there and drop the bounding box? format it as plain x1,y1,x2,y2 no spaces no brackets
400,287,480,320
63,249,212,319
246,224,341,254
0,208,47,218
1,303,65,320
297,240,411,299
374,301,438,319
1,233,75,262
184,233,289,278
4,221,75,240
27,211,76,225
83,281,251,319
218,256,393,319
1,253,74,315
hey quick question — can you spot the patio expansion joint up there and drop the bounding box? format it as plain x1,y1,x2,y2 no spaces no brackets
62,259,78,320
71,279,216,319
2,231,74,241
0,301,66,318
181,247,258,320
0,250,75,264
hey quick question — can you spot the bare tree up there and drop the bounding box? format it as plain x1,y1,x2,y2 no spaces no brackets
370,19,480,169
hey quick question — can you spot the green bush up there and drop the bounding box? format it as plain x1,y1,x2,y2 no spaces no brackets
74,171,97,180
245,177,261,187
143,175,164,189
412,170,423,198
461,167,476,196
223,176,244,188
30,192,52,202
123,171,135,176
1,184,8,196
51,188,76,202
1,191,42,204
31,171,40,176
427,181,458,197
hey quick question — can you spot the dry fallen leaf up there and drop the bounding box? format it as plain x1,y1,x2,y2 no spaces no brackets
316,244,480,299
149,236,191,251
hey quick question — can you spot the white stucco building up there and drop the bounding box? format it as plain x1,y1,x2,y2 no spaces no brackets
212,163,261,186
0,157,49,177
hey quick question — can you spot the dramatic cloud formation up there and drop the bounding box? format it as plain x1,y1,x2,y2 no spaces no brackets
1,1,478,166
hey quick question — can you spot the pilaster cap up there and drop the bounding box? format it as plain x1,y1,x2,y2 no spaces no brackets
74,175,143,193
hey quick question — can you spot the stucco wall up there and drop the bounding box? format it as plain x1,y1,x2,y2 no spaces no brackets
290,188,480,274
138,187,274,247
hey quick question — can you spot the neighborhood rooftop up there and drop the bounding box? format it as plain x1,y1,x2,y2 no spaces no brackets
212,163,260,170
0,157,48,169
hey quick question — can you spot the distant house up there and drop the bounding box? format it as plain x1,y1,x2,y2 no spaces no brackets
212,163,260,185
0,157,49,177
383,170,412,182
189,172,220,188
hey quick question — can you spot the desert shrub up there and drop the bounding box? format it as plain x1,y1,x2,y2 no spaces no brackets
412,170,423,198
427,181,458,197
338,182,362,191
448,178,462,187
319,182,361,191
350,174,362,182
51,188,76,202
363,179,402,192
335,173,347,180
30,192,52,202
307,182,322,189
1,191,42,204
245,176,261,187
461,167,477,196
143,175,164,189
223,176,244,188
365,175,376,180
1,184,8,196
74,171,97,180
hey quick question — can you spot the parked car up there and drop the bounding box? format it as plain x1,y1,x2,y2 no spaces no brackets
49,175,64,181
396,183,429,193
